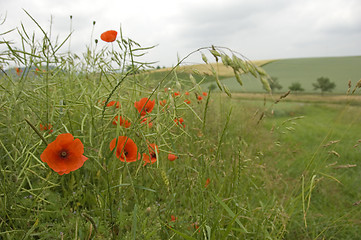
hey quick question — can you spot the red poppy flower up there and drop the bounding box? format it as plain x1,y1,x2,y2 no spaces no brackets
174,118,185,128
15,67,22,76
134,98,155,116
143,143,158,166
173,92,180,97
106,101,121,108
100,30,117,42
140,116,153,128
110,136,140,162
112,116,131,128
191,222,201,232
202,92,208,96
197,95,203,101
159,99,167,107
168,153,178,161
184,99,191,104
40,133,88,175
171,215,178,222
185,91,190,96
205,178,211,188
40,123,54,133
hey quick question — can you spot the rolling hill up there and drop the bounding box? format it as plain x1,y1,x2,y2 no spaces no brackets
202,56,361,94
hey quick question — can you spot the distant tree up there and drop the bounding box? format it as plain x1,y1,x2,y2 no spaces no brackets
313,77,335,94
289,82,304,93
208,83,217,91
268,77,283,91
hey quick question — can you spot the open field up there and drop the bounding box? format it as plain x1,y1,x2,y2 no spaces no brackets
201,56,361,94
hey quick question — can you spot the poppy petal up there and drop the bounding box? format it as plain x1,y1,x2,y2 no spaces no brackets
134,98,155,116
110,136,139,162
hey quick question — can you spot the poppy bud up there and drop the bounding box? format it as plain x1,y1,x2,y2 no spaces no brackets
146,207,151,215
168,154,178,161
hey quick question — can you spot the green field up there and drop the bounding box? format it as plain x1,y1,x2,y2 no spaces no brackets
202,56,361,94
227,97,361,238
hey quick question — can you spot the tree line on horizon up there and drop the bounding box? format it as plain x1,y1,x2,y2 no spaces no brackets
264,76,336,94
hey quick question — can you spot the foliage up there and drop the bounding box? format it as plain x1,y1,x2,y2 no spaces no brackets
313,76,336,94
288,82,304,92
208,83,217,91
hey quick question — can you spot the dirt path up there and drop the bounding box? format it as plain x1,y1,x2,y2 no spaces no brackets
231,92,361,105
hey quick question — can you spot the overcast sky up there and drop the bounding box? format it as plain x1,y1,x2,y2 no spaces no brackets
1,0,361,67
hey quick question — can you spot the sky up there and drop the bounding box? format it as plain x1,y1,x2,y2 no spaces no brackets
1,0,361,67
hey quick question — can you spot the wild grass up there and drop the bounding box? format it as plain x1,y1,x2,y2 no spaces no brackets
1,12,361,240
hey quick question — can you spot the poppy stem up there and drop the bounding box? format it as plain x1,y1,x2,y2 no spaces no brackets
25,118,48,146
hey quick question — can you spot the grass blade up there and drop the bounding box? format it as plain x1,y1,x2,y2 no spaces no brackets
167,225,197,240
211,192,248,233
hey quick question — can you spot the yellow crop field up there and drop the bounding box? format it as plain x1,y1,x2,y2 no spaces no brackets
153,59,275,77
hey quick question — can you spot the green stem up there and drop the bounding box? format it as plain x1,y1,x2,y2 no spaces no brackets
24,118,48,146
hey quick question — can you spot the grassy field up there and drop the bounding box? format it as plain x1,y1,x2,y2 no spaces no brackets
221,96,361,239
201,56,361,94
2,16,361,239
264,100,361,239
